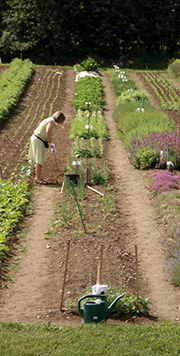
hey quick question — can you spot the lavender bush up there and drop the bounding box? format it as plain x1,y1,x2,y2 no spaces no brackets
169,253,180,286
167,242,180,287
129,130,180,169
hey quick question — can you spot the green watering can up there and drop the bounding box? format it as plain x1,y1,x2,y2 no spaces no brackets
78,294,124,324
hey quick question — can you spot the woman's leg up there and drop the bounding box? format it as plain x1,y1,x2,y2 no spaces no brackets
35,163,42,180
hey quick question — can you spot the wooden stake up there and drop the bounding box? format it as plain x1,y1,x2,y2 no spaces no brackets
0,167,3,180
97,264,101,284
135,245,139,309
60,240,70,311
54,154,59,171
97,245,103,284
61,181,65,194
86,185,104,197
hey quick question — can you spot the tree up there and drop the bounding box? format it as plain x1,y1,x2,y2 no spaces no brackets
0,0,180,65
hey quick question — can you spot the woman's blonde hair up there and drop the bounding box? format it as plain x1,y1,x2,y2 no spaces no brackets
52,111,65,124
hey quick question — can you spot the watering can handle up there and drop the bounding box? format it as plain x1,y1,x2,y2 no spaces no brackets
78,294,106,305
78,294,107,315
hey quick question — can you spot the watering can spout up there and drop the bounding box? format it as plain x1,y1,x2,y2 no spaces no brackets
107,294,124,317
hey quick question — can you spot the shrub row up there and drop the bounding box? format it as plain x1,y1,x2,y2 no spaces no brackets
109,68,178,170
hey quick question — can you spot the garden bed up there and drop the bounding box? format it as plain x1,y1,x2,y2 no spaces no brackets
0,66,180,324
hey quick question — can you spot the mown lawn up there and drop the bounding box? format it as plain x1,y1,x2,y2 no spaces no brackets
0,321,180,355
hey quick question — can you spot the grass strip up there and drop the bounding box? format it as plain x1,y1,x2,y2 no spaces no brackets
0,322,180,356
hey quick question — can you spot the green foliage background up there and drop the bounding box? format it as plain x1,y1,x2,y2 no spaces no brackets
0,0,180,65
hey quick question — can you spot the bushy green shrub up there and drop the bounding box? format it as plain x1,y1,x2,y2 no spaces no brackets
132,148,158,169
116,89,148,103
80,57,100,72
168,59,180,78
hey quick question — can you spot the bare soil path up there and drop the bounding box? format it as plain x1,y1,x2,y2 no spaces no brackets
0,68,180,325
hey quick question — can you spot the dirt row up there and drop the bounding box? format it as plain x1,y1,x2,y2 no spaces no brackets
129,71,180,129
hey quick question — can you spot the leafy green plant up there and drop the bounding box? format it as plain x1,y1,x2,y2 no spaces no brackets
72,138,103,158
70,110,109,140
74,76,104,111
91,160,109,185
117,89,148,104
106,283,150,316
80,57,100,73
0,177,30,266
132,148,158,169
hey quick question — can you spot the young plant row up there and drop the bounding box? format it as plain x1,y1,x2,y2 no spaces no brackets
142,72,180,110
0,58,35,124
0,175,30,267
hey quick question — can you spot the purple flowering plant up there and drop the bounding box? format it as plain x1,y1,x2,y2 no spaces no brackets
149,171,180,193
129,130,180,169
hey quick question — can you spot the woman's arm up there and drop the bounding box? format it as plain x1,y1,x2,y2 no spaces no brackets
46,121,54,143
